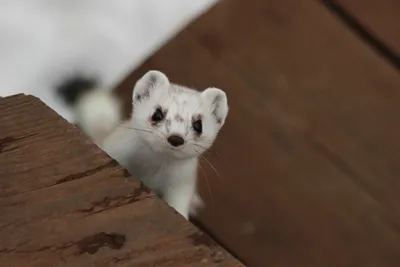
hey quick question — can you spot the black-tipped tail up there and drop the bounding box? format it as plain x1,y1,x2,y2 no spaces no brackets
57,76,98,106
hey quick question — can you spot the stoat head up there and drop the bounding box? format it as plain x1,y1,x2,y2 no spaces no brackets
131,70,228,159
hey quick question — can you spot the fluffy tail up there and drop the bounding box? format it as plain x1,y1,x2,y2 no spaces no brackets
57,77,121,143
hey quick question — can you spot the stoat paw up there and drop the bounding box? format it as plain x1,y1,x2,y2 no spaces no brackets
189,194,205,217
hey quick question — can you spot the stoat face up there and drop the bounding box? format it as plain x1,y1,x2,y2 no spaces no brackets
131,70,229,159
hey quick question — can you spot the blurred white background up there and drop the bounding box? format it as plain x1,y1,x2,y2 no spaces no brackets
0,0,216,121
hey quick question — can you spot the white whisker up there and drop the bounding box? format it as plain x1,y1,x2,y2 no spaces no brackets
188,141,219,156
192,147,222,183
201,156,221,182
118,125,153,134
198,161,215,213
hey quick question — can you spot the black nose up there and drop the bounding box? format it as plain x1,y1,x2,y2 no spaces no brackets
167,135,185,147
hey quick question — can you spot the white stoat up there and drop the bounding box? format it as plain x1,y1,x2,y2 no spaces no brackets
57,70,229,219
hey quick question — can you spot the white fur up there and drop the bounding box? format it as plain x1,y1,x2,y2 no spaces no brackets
76,71,228,219
75,90,121,142
0,0,217,122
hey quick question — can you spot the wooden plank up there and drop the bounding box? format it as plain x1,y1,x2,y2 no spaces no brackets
116,0,400,266
333,0,400,55
0,94,244,267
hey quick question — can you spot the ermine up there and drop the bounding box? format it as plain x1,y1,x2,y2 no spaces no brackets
57,70,229,219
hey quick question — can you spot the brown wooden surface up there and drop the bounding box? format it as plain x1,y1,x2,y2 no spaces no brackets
0,94,244,267
115,0,400,266
335,0,400,54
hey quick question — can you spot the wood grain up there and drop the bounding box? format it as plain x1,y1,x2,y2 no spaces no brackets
116,0,400,266
0,94,244,267
335,0,400,55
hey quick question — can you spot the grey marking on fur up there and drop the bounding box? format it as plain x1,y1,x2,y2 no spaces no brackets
166,118,171,132
211,95,223,124
135,90,151,103
174,114,184,123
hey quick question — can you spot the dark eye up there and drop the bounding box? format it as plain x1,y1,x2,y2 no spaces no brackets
192,119,202,134
151,108,164,122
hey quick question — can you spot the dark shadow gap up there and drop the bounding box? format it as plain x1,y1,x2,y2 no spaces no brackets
190,217,249,266
321,0,400,70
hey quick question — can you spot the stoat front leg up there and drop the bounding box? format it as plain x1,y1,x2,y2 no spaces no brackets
163,180,195,220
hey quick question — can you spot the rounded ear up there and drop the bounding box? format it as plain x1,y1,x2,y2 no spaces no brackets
201,87,229,126
132,70,169,103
